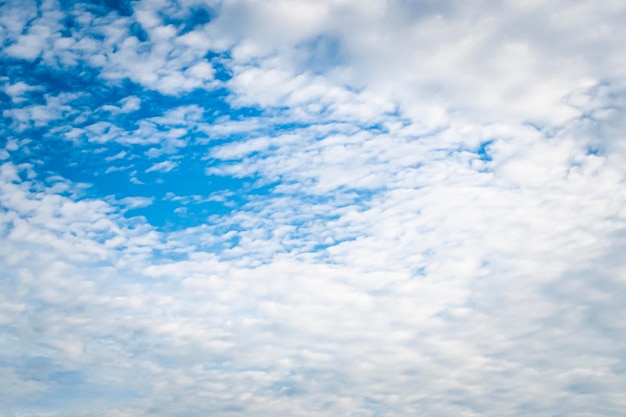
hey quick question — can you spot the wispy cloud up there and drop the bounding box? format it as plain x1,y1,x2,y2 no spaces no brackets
145,160,178,173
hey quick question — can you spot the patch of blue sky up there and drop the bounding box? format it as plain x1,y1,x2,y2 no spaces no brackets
58,0,135,17
476,140,494,161
206,51,234,82
0,60,230,120
1,53,283,229
123,190,236,229
74,160,256,228
12,67,93,97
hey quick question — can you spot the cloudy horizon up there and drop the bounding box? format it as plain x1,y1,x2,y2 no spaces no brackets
1,0,626,416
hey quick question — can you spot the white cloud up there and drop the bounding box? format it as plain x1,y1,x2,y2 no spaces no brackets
145,160,178,173
203,0,626,127
1,0,626,416
120,96,141,113
105,151,127,161
101,96,142,114
2,81,42,103
117,196,154,209
3,92,79,131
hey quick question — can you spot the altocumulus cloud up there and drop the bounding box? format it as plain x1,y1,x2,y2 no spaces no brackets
1,0,626,416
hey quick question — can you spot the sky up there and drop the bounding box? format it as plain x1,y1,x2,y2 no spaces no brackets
1,0,626,416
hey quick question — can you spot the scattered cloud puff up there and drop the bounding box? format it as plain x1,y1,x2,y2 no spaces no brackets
1,0,626,416
1,81,43,103
100,96,142,114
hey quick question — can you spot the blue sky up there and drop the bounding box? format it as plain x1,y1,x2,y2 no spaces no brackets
2,0,626,416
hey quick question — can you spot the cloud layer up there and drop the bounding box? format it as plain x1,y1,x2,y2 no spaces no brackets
1,0,626,416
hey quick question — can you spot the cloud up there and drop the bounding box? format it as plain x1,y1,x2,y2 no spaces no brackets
1,81,42,103
100,96,142,114
3,93,79,131
1,0,626,416
117,196,154,209
105,151,127,162
145,160,178,173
